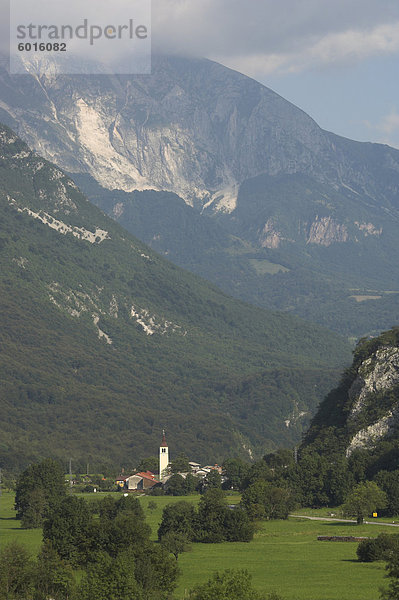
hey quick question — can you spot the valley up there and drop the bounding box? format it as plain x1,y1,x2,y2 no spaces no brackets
2,5,399,600
0,491,391,600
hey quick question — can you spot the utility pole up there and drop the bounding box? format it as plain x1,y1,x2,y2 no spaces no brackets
294,446,298,464
69,458,73,491
0,467,2,497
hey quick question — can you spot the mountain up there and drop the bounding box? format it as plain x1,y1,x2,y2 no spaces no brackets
74,175,399,339
302,327,399,473
1,55,399,337
0,123,350,471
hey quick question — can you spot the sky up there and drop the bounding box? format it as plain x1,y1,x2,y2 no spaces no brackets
152,0,399,148
2,0,399,147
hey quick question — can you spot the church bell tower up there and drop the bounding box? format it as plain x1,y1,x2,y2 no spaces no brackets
159,430,169,481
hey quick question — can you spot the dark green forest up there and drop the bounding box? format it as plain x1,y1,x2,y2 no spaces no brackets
0,124,350,472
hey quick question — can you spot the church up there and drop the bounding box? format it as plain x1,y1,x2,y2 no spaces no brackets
116,430,170,491
116,431,221,492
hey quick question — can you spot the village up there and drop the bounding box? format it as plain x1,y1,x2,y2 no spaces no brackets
115,431,223,493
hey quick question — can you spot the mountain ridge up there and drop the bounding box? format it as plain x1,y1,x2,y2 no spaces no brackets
2,55,399,209
1,54,398,338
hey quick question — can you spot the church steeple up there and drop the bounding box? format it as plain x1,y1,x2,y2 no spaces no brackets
160,429,167,447
159,429,169,480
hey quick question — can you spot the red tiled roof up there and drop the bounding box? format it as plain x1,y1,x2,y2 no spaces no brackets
142,470,155,478
137,471,156,480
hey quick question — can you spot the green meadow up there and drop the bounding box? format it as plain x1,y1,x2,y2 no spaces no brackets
175,518,388,600
0,491,42,553
1,492,394,599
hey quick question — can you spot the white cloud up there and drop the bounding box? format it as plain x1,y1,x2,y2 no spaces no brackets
220,22,399,77
2,0,399,76
152,1,399,76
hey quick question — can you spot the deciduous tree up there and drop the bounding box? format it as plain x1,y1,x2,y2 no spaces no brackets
165,474,187,496
170,454,191,474
243,461,274,489
222,458,249,491
158,501,196,541
381,553,399,600
33,541,75,600
186,569,281,600
241,481,292,521
223,508,255,542
196,488,227,542
133,543,179,600
375,470,399,517
160,531,191,560
343,481,387,524
78,549,140,600
204,470,222,490
43,496,91,566
15,458,66,527
136,456,159,474
0,541,34,600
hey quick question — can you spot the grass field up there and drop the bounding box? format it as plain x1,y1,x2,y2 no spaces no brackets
0,492,42,554
175,518,388,600
0,492,392,599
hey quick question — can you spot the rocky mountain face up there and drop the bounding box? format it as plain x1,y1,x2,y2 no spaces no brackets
346,346,399,457
0,123,350,470
1,55,399,337
1,55,399,212
303,327,399,462
0,55,339,204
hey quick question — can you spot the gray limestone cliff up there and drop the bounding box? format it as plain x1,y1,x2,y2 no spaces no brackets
346,346,399,456
1,55,399,220
303,329,399,459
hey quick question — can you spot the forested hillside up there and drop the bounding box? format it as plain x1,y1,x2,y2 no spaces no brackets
0,124,350,471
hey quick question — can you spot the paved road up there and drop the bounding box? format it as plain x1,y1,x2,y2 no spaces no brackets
290,514,399,527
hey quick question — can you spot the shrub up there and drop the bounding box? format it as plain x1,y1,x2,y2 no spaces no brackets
357,534,399,562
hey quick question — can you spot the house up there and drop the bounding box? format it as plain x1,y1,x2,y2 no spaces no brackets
194,469,208,478
138,470,156,480
203,464,223,474
124,471,160,491
188,462,201,474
